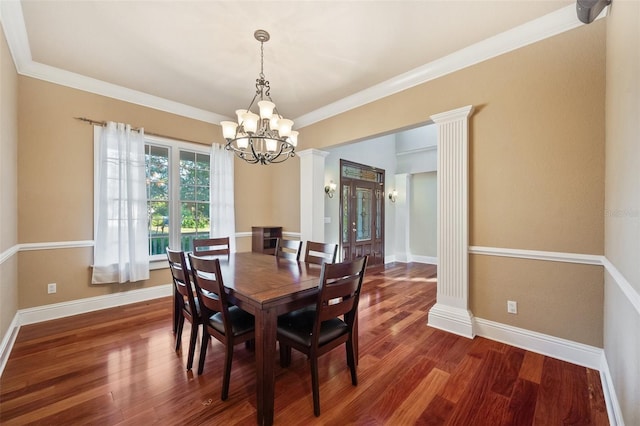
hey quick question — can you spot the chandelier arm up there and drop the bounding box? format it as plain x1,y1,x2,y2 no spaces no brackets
243,92,260,121
225,139,258,164
239,147,260,164
268,142,286,163
267,151,294,163
248,138,263,163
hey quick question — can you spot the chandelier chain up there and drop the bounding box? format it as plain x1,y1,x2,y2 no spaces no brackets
260,39,265,78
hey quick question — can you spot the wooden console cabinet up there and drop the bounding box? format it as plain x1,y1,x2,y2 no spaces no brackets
251,226,282,255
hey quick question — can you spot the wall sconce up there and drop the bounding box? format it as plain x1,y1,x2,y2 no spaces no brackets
324,181,337,198
388,189,398,203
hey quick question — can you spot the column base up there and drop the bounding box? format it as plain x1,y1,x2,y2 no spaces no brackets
427,303,475,339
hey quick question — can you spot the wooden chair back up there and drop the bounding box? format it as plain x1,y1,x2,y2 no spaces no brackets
312,256,368,351
276,255,368,416
166,248,201,370
166,248,196,319
192,237,230,257
275,238,302,261
188,254,228,329
304,241,338,265
188,253,255,399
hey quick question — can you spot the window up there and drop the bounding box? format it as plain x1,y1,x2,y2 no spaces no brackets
94,128,214,264
144,136,210,260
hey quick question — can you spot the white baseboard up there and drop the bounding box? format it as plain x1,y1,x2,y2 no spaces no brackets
474,317,602,370
427,303,475,338
410,255,437,265
0,313,20,377
599,353,625,426
18,284,173,326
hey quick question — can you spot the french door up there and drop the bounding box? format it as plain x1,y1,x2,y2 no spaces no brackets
339,160,385,266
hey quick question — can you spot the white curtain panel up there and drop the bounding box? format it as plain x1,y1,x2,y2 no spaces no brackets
210,144,237,253
92,122,150,284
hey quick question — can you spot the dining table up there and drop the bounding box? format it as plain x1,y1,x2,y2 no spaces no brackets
178,251,325,426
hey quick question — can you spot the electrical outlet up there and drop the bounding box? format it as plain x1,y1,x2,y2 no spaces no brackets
47,283,57,294
507,300,517,314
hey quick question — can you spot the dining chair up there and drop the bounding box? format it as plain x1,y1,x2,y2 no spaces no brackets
166,248,201,371
277,256,368,416
274,238,302,260
188,253,255,400
192,236,230,256
304,241,338,265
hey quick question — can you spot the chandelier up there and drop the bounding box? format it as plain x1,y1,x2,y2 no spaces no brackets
221,30,298,165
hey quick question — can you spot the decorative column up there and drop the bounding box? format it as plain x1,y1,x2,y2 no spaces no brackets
427,105,475,338
298,149,329,243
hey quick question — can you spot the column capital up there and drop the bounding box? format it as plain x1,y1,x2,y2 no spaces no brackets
430,105,474,124
297,148,329,159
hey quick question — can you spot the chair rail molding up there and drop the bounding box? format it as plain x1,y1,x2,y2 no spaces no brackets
427,105,475,338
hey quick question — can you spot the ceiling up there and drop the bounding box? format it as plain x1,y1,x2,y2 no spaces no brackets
3,0,584,127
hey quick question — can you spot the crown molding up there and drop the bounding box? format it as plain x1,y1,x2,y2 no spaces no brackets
22,61,228,124
1,2,608,127
0,0,31,68
295,4,608,128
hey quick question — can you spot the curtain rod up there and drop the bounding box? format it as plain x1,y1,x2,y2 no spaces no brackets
74,117,212,146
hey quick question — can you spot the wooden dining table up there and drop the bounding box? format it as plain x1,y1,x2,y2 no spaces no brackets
178,251,324,425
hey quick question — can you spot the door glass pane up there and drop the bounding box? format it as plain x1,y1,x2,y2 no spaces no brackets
376,189,382,239
342,185,350,243
355,187,372,241
342,164,381,182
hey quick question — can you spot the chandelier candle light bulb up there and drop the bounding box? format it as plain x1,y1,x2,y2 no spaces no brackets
222,29,298,165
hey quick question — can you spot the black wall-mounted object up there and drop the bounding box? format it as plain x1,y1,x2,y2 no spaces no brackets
576,0,611,24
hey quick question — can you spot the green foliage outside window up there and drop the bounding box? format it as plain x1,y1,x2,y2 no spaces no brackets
145,144,211,256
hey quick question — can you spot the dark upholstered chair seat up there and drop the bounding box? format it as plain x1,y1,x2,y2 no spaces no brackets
278,309,347,347
183,297,200,317
209,306,255,336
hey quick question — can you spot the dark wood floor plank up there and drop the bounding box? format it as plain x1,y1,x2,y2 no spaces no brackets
357,356,437,423
587,367,609,425
0,263,608,426
519,350,545,384
505,378,539,426
534,356,566,425
438,353,483,404
445,348,510,425
491,346,526,398
417,394,455,426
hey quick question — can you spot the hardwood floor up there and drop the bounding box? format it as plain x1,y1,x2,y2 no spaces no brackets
0,263,608,425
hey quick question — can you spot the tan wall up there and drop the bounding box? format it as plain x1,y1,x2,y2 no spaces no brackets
301,21,606,345
410,172,437,258
16,77,299,309
471,256,603,345
0,25,19,341
233,154,300,234
603,1,640,424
